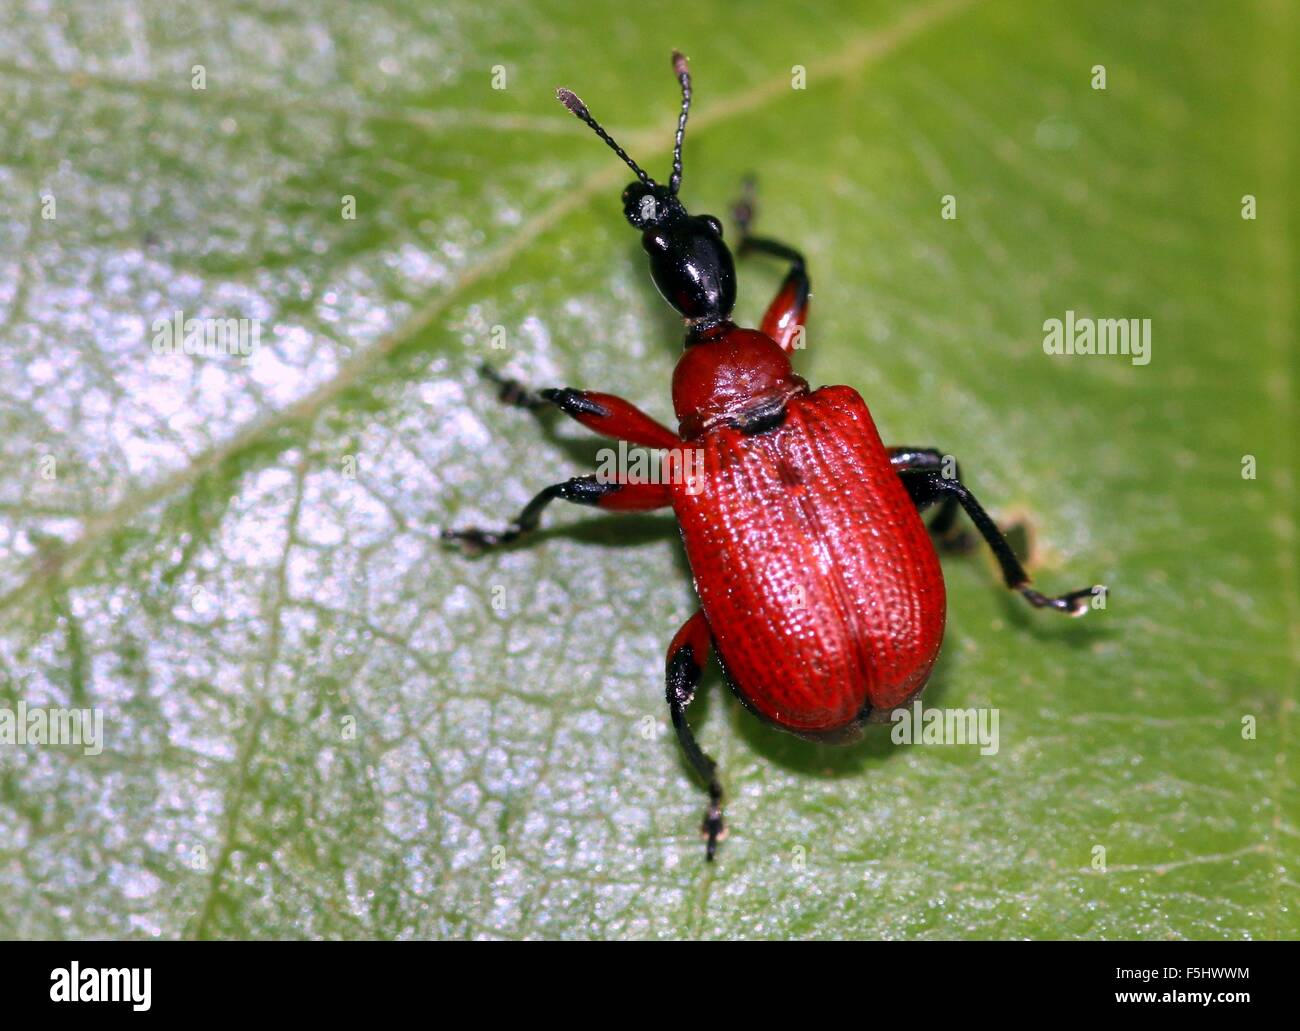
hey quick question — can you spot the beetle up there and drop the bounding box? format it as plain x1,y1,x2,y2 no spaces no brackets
445,52,1101,861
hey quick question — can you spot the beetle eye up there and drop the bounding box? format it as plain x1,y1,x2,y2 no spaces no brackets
639,195,659,224
701,215,723,237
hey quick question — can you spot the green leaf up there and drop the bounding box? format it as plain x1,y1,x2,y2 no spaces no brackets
1,0,1294,939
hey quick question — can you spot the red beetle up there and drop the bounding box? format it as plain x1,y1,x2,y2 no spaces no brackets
446,53,1100,860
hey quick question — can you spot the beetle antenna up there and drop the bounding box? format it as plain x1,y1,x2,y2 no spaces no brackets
555,87,655,186
669,50,691,195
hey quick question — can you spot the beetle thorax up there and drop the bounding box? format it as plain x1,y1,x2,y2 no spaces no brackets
671,324,809,439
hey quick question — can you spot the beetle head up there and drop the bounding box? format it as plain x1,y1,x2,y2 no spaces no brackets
557,52,736,325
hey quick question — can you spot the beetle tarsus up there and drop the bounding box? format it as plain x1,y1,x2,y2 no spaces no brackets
1020,584,1101,617
703,783,725,862
441,524,525,554
732,176,758,240
478,364,549,412
729,178,812,354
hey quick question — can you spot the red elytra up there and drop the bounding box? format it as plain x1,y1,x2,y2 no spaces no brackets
446,53,1099,861
673,375,946,738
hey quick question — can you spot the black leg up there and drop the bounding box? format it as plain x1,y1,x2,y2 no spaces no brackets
733,178,810,352
474,365,683,450
666,611,724,861
477,364,611,421
894,461,1101,617
888,447,966,543
739,234,807,270
734,178,807,269
442,476,668,553
478,363,548,412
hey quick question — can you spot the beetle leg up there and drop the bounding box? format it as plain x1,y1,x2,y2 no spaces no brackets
478,364,550,411
894,465,1102,617
732,179,810,354
887,446,969,547
477,365,681,449
443,476,670,553
540,388,683,449
665,609,725,861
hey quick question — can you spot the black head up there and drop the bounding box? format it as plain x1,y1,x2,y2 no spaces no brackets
557,52,736,324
